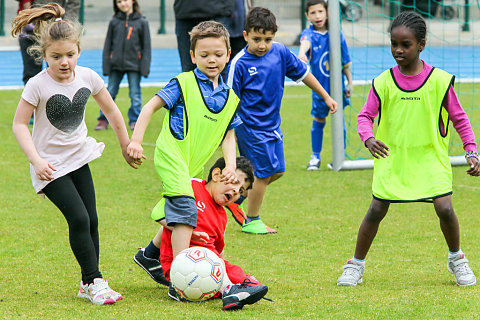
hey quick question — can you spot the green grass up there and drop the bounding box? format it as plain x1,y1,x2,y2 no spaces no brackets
1,86,480,319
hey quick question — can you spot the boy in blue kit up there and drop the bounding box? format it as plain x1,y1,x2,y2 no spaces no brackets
127,21,242,265
226,7,338,234
298,0,353,170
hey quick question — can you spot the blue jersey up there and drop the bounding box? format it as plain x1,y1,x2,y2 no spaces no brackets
157,68,242,139
227,42,308,131
300,25,351,102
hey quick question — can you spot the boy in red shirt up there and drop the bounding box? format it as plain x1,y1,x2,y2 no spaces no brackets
135,157,269,311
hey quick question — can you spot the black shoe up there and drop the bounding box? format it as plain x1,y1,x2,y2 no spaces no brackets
222,280,268,311
133,248,170,286
168,283,206,303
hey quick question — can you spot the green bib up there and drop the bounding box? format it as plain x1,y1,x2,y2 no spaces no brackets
154,71,239,198
372,67,454,202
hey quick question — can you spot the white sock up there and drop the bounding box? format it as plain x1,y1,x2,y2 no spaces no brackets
352,257,365,265
448,249,463,259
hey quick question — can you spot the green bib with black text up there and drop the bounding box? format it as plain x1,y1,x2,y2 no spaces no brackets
372,67,453,202
154,71,239,198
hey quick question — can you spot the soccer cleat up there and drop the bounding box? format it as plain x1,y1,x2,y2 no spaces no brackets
447,253,476,286
242,219,277,235
78,278,119,305
307,156,321,171
95,119,108,130
337,259,364,286
167,283,206,303
222,279,269,311
225,202,247,226
133,248,170,287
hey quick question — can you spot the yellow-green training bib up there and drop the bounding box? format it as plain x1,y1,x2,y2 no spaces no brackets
372,67,454,202
154,71,239,198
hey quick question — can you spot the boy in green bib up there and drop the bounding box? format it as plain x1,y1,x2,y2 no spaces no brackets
127,21,241,266
337,12,480,287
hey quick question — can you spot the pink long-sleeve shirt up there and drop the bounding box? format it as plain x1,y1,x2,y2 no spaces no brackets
357,61,477,152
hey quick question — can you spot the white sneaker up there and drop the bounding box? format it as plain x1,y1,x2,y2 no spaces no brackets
448,253,476,286
337,259,364,286
78,278,122,305
307,156,320,171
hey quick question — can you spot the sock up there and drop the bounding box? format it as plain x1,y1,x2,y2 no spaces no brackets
448,249,463,259
352,257,365,265
144,241,160,260
311,120,326,159
245,215,260,223
235,195,246,205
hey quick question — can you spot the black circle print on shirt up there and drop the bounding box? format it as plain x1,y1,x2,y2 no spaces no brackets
46,87,91,134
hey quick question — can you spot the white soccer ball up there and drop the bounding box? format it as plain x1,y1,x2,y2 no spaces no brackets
170,246,225,301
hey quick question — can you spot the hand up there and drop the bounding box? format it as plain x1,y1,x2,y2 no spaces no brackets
32,158,56,181
466,156,480,176
365,137,389,159
298,53,309,62
127,141,145,161
220,166,237,183
122,148,144,169
345,83,352,98
191,231,209,243
327,97,338,114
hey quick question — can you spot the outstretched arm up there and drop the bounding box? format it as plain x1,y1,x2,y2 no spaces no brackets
93,87,139,168
12,98,56,180
127,95,166,160
302,73,337,113
298,39,311,62
220,129,237,183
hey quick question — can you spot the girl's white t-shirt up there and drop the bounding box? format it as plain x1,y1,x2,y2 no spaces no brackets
22,66,106,193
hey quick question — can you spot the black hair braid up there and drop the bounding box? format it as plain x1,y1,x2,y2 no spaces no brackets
390,11,427,42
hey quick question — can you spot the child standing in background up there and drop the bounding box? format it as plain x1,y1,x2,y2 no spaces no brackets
337,11,479,287
11,3,139,305
226,7,337,234
298,0,352,171
96,0,151,131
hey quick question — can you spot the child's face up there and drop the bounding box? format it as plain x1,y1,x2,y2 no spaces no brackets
306,3,327,31
116,0,134,14
390,25,425,69
243,29,275,57
44,40,80,83
210,168,250,207
190,37,230,82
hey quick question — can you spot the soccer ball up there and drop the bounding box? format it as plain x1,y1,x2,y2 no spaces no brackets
170,246,225,301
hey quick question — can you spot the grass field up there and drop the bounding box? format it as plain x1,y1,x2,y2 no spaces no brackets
1,85,480,319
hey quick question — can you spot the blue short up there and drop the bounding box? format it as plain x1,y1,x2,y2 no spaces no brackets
235,124,285,178
164,196,197,228
311,92,350,119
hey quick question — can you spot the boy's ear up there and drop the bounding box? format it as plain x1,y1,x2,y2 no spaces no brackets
211,167,222,182
226,48,231,63
243,30,248,42
190,50,196,64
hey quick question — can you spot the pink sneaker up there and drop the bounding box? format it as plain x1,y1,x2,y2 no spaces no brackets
77,278,121,305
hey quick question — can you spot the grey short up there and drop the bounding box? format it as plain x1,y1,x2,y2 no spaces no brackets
164,196,197,228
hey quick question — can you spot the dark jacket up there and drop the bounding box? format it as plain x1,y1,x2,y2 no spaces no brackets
174,0,235,20
102,11,151,77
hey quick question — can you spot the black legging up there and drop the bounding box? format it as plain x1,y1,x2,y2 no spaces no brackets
42,164,102,284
